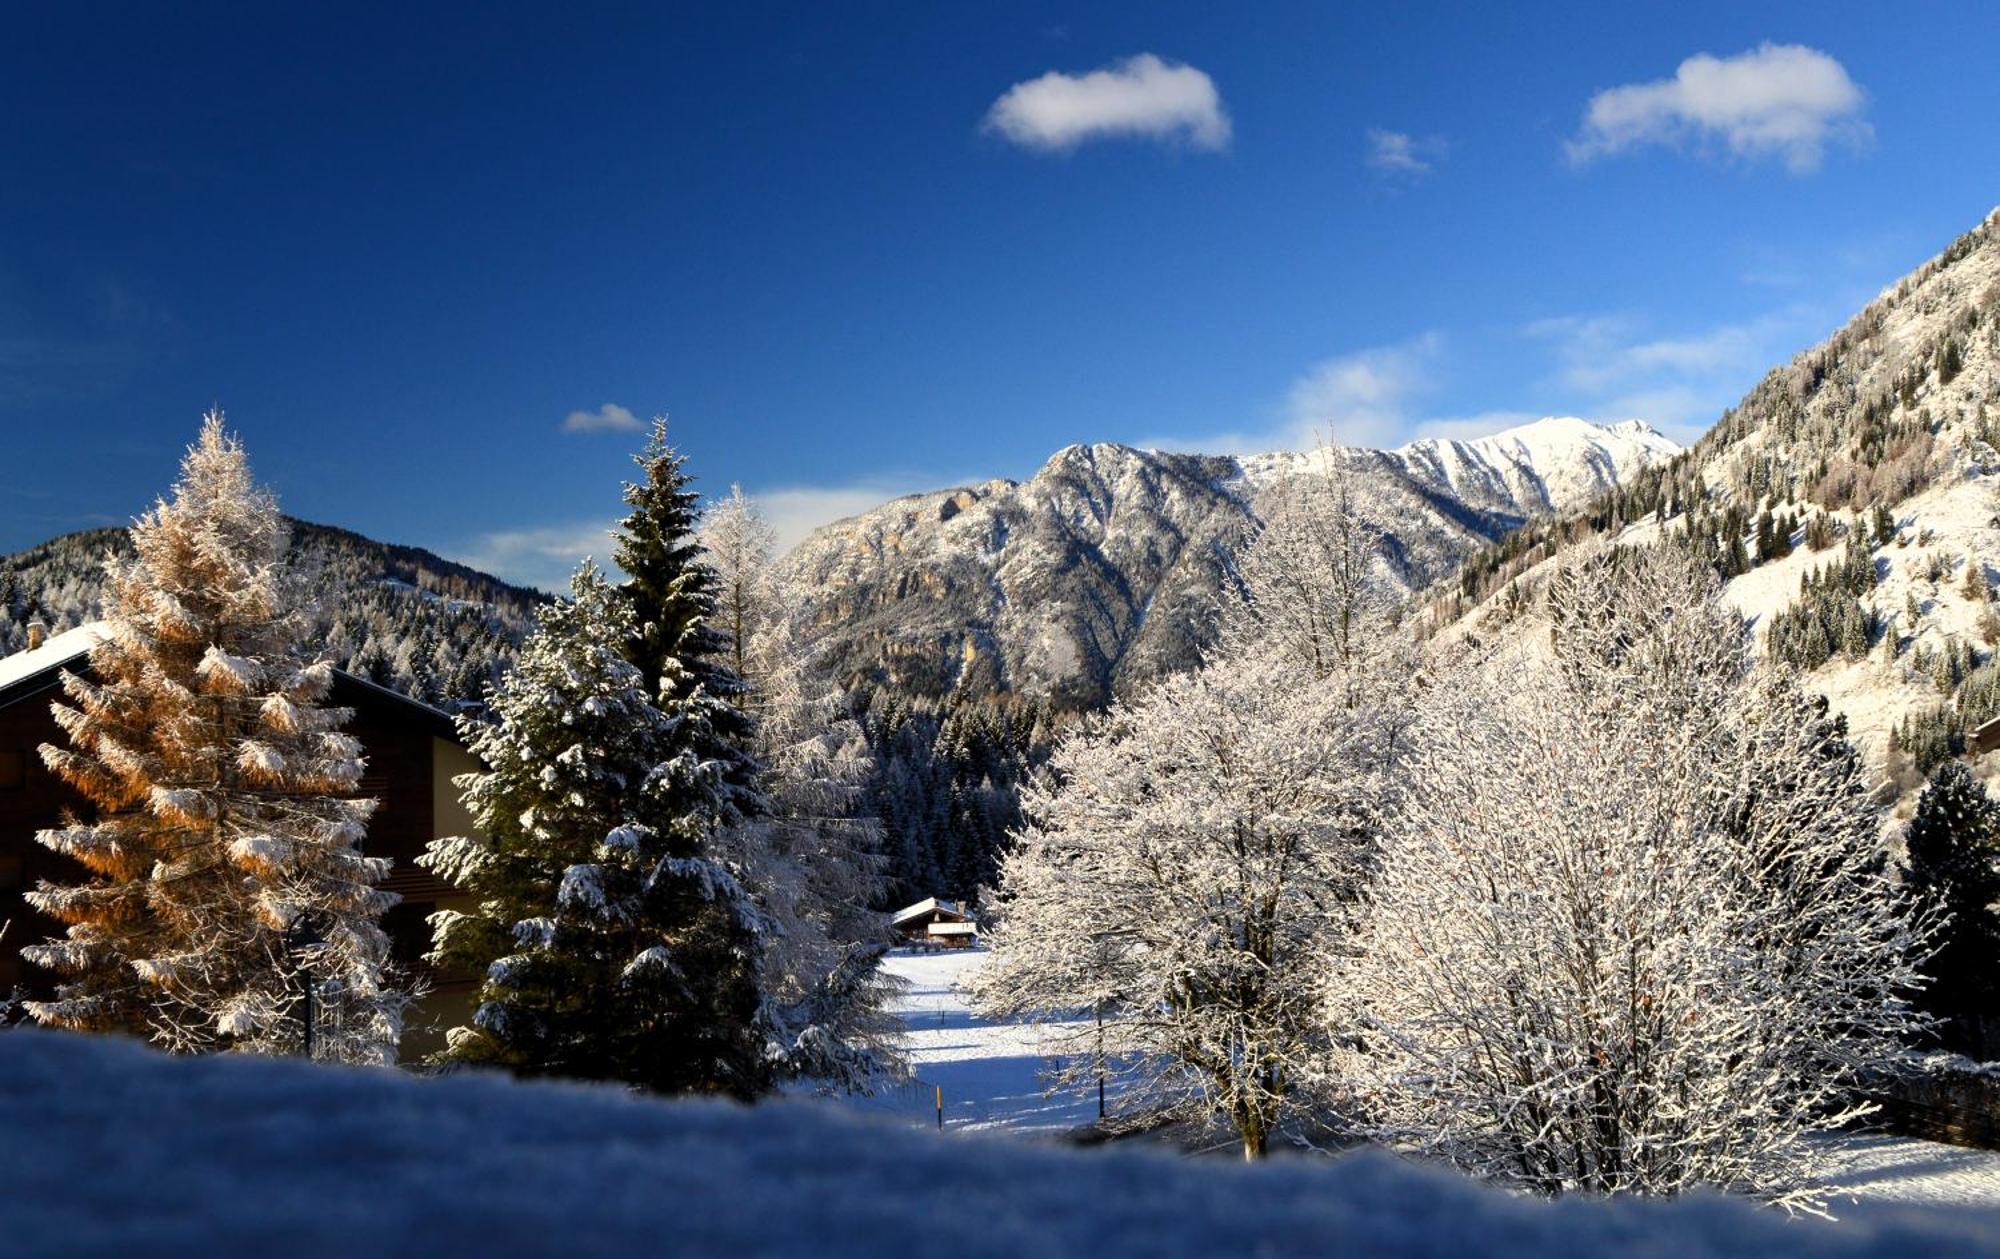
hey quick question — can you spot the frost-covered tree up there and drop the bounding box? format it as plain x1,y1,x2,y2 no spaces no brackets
24,413,404,1063
975,653,1389,1159
420,564,770,1097
1340,545,1927,1209
729,609,902,1089
700,483,778,684
977,465,1415,1158
1903,760,2000,1059
697,488,900,1090
1222,454,1387,682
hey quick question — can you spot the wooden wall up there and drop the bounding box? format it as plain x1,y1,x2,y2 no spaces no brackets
0,670,476,1060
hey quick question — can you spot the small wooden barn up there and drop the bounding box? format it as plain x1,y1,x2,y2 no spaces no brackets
891,897,978,948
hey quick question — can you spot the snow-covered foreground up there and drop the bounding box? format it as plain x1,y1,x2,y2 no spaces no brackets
10,1029,2000,1256
849,949,2000,1212
834,948,1124,1135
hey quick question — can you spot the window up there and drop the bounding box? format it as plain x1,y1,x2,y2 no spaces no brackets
0,750,24,790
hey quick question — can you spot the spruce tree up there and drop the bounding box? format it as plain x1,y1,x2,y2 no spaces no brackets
24,413,404,1062
611,420,759,810
1904,761,2000,1058
421,565,770,1096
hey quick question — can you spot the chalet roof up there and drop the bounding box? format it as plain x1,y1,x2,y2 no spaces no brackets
0,623,113,699
892,897,971,927
0,620,464,740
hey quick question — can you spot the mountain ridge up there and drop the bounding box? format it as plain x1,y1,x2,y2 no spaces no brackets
779,417,1679,709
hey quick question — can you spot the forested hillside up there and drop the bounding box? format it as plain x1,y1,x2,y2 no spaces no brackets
0,519,541,710
1432,208,2000,811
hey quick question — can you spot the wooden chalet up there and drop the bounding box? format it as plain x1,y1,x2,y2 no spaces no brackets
892,896,978,948
0,622,480,1060
1971,716,2000,757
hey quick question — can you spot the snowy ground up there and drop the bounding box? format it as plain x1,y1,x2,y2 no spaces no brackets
845,948,2000,1214
835,948,1126,1136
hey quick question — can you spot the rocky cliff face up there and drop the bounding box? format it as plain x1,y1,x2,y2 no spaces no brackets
780,418,1679,709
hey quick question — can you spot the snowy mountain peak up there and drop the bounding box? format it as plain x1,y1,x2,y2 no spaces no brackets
780,416,1678,708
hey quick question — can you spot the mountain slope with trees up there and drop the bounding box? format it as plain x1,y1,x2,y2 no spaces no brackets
779,418,1676,711
0,520,543,711
1433,207,2000,816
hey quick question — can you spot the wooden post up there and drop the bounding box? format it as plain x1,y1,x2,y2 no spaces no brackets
935,1084,943,1131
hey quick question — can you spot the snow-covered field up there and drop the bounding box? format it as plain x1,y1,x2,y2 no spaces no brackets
2,950,1998,1253
847,948,2000,1214
834,949,1124,1136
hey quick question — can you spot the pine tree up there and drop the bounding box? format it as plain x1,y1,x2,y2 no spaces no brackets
420,564,770,1096
611,419,758,814
24,413,404,1062
1903,761,2000,1058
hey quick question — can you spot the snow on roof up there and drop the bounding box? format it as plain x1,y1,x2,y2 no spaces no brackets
0,620,111,696
893,897,966,926
926,921,977,936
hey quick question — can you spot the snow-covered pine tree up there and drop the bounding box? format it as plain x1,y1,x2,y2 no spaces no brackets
24,413,404,1063
697,488,900,1091
1903,760,2000,1058
420,564,770,1096
611,419,759,817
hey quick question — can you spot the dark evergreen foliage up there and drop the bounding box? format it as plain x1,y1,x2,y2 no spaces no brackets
1903,762,2000,1058
421,567,771,1097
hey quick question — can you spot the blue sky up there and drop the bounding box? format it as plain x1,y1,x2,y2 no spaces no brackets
4,3,1998,589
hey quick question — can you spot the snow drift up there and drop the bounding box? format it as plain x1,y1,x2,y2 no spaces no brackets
3,1030,1999,1256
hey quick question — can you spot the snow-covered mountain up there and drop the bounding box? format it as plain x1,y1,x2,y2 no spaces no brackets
780,418,1678,709
1438,207,2000,817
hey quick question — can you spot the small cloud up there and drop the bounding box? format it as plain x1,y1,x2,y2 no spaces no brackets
1523,306,1826,440
1283,333,1444,449
560,403,643,434
1366,129,1445,176
1139,333,1445,454
1567,42,1868,173
983,54,1230,153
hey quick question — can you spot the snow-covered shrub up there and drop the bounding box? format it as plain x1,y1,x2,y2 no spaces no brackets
1337,544,1929,1210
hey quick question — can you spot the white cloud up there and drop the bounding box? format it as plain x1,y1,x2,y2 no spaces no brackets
1141,334,1445,454
752,479,942,554
1567,43,1868,173
448,520,619,593
1366,129,1444,176
1524,307,1823,438
983,54,1230,153
560,403,643,434
1282,333,1443,448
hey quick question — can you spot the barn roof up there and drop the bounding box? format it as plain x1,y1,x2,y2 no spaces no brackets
0,620,463,740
